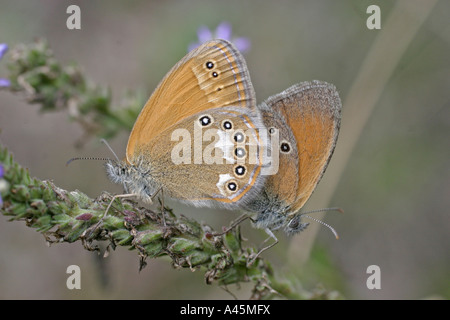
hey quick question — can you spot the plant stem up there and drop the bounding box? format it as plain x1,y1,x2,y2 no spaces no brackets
0,144,309,299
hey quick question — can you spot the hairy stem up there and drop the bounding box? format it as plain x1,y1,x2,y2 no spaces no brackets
0,144,315,299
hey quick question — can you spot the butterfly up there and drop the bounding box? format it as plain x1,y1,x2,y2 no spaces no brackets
106,39,268,211
243,81,342,257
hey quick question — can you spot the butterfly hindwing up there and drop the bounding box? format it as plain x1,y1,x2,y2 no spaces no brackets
261,80,342,213
135,106,267,210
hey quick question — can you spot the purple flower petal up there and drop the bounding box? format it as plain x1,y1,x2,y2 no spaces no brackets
0,43,8,59
197,26,212,43
189,23,251,54
0,78,10,87
215,22,232,40
233,37,251,53
188,41,201,52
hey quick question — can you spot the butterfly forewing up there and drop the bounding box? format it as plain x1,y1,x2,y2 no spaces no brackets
127,39,256,163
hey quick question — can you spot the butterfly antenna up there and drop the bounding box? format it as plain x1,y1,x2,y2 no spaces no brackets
100,138,120,162
66,157,111,166
301,215,340,239
301,207,344,215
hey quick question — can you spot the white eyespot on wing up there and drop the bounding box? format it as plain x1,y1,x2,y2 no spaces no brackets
215,130,235,164
216,173,233,197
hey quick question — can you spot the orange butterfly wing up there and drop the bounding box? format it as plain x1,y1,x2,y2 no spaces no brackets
264,81,342,213
126,39,256,163
141,107,267,207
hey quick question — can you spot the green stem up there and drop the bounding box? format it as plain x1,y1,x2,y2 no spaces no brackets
4,39,141,143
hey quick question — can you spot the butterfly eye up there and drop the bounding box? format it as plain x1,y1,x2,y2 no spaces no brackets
269,127,277,135
206,61,214,69
233,131,245,143
199,115,213,127
280,141,291,153
234,165,246,177
227,181,238,192
234,147,246,158
222,120,233,131
288,217,299,229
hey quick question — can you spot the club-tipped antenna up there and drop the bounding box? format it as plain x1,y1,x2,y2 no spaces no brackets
301,214,340,239
66,139,120,167
66,156,111,166
100,138,120,162
301,207,344,215
298,207,343,239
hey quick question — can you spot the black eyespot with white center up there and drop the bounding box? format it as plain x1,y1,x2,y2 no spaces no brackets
234,165,246,176
206,61,214,69
280,141,291,153
222,120,233,131
227,181,238,192
212,71,218,78
199,115,213,127
235,147,246,158
233,131,245,143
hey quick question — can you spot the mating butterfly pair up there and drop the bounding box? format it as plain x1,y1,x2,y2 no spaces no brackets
105,39,342,246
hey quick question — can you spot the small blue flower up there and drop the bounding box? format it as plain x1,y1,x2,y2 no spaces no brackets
0,78,10,87
0,43,7,58
0,43,10,88
188,22,251,53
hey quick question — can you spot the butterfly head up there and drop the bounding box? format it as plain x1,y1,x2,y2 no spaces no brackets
284,214,310,236
104,158,156,204
252,204,310,236
253,207,339,238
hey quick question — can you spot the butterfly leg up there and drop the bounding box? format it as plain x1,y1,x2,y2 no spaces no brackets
212,213,251,236
247,228,279,266
84,193,137,238
150,187,166,226
103,193,137,219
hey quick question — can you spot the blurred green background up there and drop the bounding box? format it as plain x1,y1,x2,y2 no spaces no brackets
0,0,449,299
